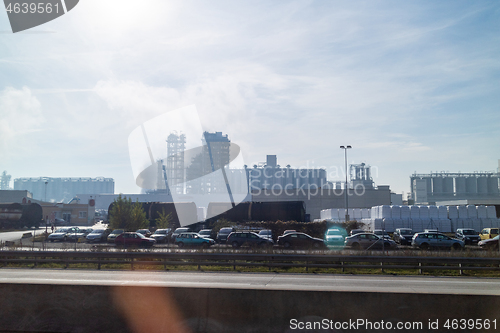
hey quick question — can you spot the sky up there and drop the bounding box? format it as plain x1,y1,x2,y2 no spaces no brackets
0,0,499,198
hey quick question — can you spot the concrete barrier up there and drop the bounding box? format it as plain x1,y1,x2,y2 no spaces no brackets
0,282,499,332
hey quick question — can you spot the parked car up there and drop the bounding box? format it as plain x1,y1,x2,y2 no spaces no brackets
350,229,364,236
456,228,481,245
282,230,296,236
136,229,152,237
479,235,500,250
479,228,499,240
277,232,325,249
48,227,79,242
216,227,236,244
114,232,156,247
171,227,190,242
151,228,171,243
393,228,414,245
373,230,391,241
258,229,274,243
175,232,215,248
227,231,273,248
324,228,347,247
411,232,464,250
198,229,213,238
86,229,110,243
107,229,124,243
66,228,93,241
345,233,396,250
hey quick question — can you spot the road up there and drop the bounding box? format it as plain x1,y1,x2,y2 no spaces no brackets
0,268,499,295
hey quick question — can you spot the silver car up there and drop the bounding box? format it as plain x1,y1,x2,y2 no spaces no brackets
47,227,78,242
345,233,396,250
411,232,464,250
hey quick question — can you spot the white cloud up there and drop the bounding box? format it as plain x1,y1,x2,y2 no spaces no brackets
0,87,44,157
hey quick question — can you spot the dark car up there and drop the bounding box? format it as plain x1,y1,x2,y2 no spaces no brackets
456,228,481,245
345,233,397,250
86,229,110,243
217,227,236,244
171,227,190,242
136,229,152,237
479,235,499,250
393,228,414,245
227,232,273,248
151,228,171,243
277,232,325,249
114,232,156,248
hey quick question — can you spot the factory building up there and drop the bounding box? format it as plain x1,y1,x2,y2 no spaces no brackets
13,177,114,203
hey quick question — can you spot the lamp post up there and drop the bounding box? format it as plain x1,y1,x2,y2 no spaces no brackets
340,145,352,222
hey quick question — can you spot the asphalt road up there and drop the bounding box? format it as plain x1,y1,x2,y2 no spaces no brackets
0,269,499,295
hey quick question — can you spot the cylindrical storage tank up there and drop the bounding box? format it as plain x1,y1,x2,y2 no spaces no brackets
467,205,477,218
443,177,454,194
466,177,478,194
338,208,346,220
419,205,429,219
487,176,499,194
455,177,466,194
320,209,331,220
438,206,448,219
477,205,487,219
477,177,488,194
448,206,458,219
371,206,379,219
391,205,401,219
458,205,468,219
429,205,439,219
380,205,391,219
353,208,362,219
400,205,410,219
432,177,443,194
361,208,370,219
410,205,420,219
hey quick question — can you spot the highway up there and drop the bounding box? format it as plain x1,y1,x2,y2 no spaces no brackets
1,268,499,295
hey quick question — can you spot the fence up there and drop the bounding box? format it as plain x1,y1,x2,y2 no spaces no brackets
1,250,500,275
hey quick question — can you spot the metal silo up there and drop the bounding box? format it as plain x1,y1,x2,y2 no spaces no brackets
487,176,499,194
477,176,488,194
455,176,466,194
432,177,443,195
466,176,477,194
443,177,454,194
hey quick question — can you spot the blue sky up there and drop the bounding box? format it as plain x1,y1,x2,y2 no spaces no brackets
0,0,499,197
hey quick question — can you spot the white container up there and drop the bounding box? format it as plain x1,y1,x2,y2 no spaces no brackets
410,206,420,219
438,206,448,219
391,205,401,219
419,206,430,219
428,206,439,219
477,205,487,219
458,206,468,219
380,205,392,219
448,206,458,219
400,206,410,219
467,205,478,219
486,206,497,219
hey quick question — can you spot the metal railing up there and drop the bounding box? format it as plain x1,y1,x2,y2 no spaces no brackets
1,250,500,275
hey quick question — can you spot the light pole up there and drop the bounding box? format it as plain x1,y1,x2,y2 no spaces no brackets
340,145,352,222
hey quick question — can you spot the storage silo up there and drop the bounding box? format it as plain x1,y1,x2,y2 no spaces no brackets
443,177,454,195
487,176,499,194
380,205,392,219
429,205,439,219
458,205,468,219
455,176,466,194
466,176,478,194
438,206,448,219
486,206,497,219
448,206,459,219
477,176,488,194
477,205,487,219
432,177,443,195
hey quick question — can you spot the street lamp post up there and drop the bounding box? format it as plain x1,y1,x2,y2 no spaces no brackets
340,145,352,222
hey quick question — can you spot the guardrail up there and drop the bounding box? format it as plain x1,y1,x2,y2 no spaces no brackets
1,250,500,275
